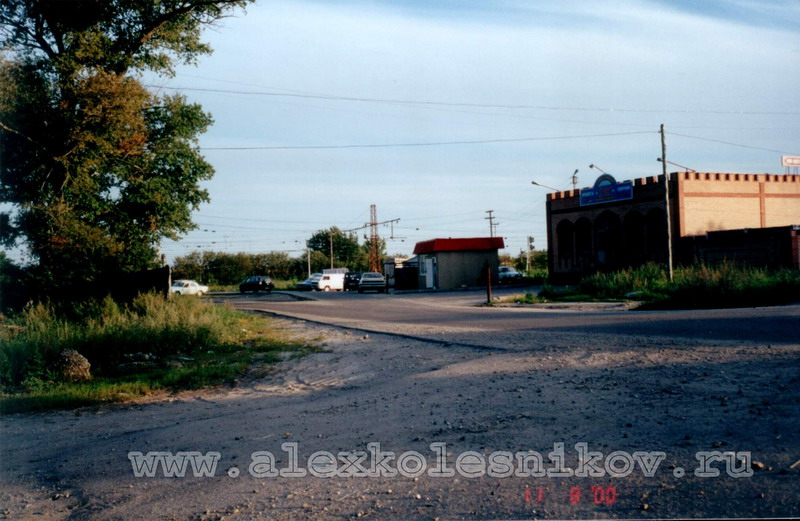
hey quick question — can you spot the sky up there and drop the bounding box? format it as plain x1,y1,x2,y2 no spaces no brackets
145,0,800,263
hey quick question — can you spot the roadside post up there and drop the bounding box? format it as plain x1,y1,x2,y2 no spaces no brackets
486,267,492,304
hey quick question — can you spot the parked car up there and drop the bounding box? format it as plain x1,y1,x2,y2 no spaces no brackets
317,272,345,291
170,279,209,296
296,273,322,291
344,271,362,291
498,266,523,283
357,272,387,293
239,275,274,293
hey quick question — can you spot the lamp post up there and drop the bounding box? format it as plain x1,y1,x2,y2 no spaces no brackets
589,163,610,176
531,180,560,192
657,158,696,172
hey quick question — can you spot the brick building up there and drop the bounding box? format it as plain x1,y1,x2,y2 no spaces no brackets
546,172,800,282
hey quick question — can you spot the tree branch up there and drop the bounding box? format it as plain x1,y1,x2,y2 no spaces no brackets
0,119,38,146
118,1,243,66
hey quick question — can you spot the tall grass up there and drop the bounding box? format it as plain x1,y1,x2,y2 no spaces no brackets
577,262,800,309
0,293,313,412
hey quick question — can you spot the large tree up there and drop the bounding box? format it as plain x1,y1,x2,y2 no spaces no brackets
0,0,251,287
306,227,367,271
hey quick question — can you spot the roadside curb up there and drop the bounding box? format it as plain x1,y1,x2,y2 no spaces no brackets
491,301,639,311
245,309,509,353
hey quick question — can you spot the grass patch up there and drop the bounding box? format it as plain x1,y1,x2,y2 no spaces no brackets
208,279,300,293
495,286,619,305
522,268,549,285
500,293,548,305
0,293,318,414
525,263,800,309
208,284,238,292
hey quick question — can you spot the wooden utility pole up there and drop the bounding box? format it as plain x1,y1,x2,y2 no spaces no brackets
329,231,334,269
660,124,674,281
527,236,534,273
485,210,498,237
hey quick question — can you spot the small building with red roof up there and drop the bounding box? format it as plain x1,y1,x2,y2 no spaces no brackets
412,237,504,290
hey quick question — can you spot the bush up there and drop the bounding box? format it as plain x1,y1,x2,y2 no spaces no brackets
574,262,800,309
661,263,800,309
0,292,291,393
579,262,670,299
530,262,800,309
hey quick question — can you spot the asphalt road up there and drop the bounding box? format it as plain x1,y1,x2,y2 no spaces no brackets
2,288,798,520
223,287,800,348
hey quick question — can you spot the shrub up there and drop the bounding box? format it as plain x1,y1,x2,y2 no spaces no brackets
538,262,800,309
0,293,281,392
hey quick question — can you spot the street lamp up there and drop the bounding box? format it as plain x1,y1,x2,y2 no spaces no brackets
531,180,560,192
657,158,696,172
589,163,610,175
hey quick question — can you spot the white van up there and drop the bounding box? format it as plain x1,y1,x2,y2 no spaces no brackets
316,272,345,291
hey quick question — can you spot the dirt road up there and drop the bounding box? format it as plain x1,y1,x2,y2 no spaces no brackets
1,294,798,520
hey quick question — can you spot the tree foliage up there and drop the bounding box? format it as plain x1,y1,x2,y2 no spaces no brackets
0,0,252,288
172,250,307,285
306,227,367,271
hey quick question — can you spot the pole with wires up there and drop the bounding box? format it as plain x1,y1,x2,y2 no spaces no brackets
660,124,674,281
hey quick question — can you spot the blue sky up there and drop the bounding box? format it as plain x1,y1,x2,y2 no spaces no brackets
146,0,800,262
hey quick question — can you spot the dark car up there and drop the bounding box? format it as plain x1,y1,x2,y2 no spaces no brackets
344,271,362,291
239,275,274,293
296,273,322,291
357,272,387,293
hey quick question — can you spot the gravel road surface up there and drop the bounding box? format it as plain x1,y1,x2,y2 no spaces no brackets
1,290,798,520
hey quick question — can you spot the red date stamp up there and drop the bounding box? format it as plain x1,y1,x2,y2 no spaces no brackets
525,485,617,506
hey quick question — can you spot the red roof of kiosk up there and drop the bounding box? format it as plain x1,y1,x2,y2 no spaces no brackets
413,237,505,255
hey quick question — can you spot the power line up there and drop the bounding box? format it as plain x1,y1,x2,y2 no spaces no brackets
197,213,338,224
201,131,656,151
147,85,800,116
666,131,799,155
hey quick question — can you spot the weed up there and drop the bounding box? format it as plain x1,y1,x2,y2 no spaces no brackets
547,262,800,309
0,293,316,413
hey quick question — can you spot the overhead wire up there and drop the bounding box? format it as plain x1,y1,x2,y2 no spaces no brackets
665,131,799,155
201,131,657,151
148,85,800,116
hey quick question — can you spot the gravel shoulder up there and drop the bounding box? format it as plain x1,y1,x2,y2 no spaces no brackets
1,305,798,520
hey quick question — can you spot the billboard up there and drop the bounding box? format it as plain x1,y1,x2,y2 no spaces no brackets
580,175,634,206
782,156,800,167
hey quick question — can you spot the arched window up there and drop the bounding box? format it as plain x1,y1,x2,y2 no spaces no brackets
645,208,668,263
623,211,646,267
595,211,623,271
574,218,593,271
556,220,575,269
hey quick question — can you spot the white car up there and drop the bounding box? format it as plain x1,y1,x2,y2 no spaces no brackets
170,279,209,296
498,266,523,283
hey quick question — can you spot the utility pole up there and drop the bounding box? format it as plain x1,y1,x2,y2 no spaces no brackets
485,210,498,237
660,124,674,281
571,169,579,190
307,247,311,276
527,236,534,273
342,205,400,273
369,204,380,272
329,231,334,269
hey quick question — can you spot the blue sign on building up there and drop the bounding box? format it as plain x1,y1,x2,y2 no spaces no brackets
580,175,633,206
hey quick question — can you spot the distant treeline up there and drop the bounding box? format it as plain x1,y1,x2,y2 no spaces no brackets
172,227,387,285
172,251,314,284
